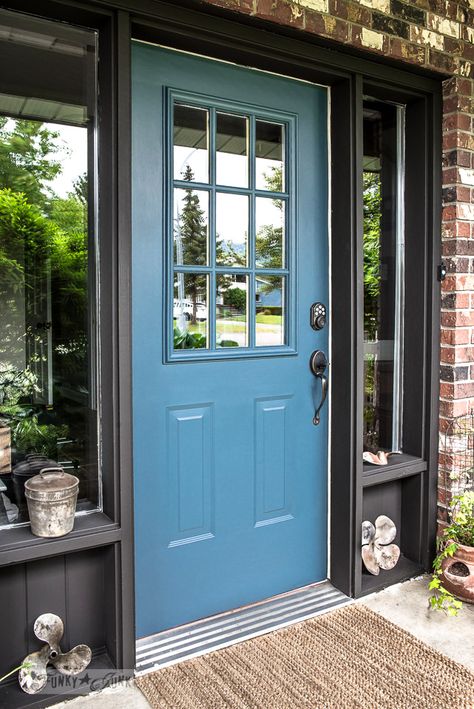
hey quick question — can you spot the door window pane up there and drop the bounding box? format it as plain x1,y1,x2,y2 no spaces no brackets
255,197,285,269
216,275,248,348
255,276,285,347
173,274,209,349
168,99,292,358
363,101,404,454
256,121,284,192
216,193,248,267
216,112,248,188
0,11,99,528
173,105,209,183
173,188,209,266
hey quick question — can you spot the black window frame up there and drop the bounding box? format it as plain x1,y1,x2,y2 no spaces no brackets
355,79,441,597
0,0,441,691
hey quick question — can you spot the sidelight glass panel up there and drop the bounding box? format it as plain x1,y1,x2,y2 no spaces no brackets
363,101,405,454
216,274,248,347
173,273,209,349
216,112,248,188
0,11,99,528
255,276,285,347
255,196,285,269
216,193,248,267
256,120,285,192
173,104,209,183
173,188,209,266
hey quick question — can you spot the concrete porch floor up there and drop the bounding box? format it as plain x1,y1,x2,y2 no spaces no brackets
54,576,474,709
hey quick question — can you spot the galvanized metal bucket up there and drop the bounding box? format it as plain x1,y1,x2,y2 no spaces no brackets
25,467,79,538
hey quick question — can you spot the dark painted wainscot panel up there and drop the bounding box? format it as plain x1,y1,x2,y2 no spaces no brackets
0,546,122,708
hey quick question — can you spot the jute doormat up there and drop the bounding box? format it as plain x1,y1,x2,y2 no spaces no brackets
136,604,474,709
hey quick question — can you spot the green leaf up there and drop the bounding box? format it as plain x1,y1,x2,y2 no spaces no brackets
218,339,239,348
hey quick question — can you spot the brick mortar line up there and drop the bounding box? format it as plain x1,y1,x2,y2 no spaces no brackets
296,3,474,42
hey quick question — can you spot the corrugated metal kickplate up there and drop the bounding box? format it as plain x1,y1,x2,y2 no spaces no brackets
136,581,351,674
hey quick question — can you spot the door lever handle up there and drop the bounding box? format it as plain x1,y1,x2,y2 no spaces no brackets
312,374,328,426
309,350,328,426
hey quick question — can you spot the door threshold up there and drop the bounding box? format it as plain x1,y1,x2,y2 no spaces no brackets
135,580,351,674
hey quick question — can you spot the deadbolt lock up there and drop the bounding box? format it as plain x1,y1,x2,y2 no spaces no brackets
310,302,327,331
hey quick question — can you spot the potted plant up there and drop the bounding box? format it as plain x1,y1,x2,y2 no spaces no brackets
429,490,474,615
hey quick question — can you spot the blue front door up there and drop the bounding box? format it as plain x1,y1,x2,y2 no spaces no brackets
132,43,329,638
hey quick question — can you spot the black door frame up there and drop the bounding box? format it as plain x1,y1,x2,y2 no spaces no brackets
0,0,441,690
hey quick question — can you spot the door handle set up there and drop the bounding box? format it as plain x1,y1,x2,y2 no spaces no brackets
309,349,328,426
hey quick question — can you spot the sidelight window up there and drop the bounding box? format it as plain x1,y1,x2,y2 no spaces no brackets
363,101,405,454
170,95,292,358
0,12,99,528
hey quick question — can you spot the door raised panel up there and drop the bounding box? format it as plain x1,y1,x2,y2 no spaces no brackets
0,550,109,677
167,404,214,547
255,396,293,527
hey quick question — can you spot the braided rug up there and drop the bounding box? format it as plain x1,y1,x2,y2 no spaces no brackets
136,603,474,709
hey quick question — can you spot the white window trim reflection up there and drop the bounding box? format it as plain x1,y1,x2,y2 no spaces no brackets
392,105,405,453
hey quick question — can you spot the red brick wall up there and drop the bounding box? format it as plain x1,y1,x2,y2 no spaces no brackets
440,74,474,521
201,0,474,74
200,0,474,521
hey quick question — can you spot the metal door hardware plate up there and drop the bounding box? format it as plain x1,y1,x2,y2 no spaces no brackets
309,349,328,377
310,302,326,330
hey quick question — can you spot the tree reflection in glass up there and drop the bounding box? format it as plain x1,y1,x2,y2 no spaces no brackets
170,101,289,355
216,193,248,267
256,196,285,269
0,117,96,526
363,171,382,451
255,275,285,347
362,100,402,454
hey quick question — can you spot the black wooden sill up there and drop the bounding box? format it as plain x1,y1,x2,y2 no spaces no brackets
0,512,120,566
362,453,427,487
359,555,424,596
